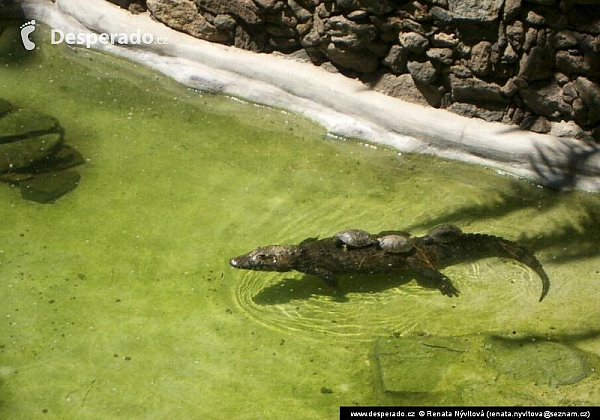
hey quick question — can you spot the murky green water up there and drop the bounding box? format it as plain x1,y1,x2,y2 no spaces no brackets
1,24,600,419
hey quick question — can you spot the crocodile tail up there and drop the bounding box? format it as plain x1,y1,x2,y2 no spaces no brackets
460,233,550,302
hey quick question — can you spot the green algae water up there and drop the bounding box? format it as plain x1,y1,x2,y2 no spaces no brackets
1,24,600,419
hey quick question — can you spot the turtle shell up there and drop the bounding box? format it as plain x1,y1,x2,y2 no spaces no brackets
377,234,416,253
334,229,376,248
426,224,463,243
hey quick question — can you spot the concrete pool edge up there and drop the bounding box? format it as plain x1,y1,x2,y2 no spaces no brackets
19,0,600,192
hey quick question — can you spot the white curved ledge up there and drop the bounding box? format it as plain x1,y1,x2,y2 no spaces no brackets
20,0,600,192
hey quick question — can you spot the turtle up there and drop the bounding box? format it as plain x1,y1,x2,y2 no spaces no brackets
334,229,377,250
377,234,416,254
424,224,463,244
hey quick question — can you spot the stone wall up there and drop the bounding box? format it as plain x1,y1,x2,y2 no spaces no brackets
110,0,600,141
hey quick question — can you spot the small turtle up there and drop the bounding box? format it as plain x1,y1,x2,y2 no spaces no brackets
334,229,376,250
377,234,416,253
425,224,463,244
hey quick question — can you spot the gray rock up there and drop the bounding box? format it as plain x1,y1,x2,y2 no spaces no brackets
426,47,454,65
375,335,469,394
399,31,429,54
407,60,438,85
301,27,323,48
484,337,593,387
574,76,600,125
549,30,579,49
529,116,551,133
288,0,312,23
519,46,554,81
469,41,493,76
430,6,453,23
398,19,424,34
523,27,538,52
502,43,519,63
451,64,474,78
525,10,546,27
212,14,237,31
147,0,231,43
520,81,572,118
382,44,408,73
374,73,442,107
501,77,521,97
447,0,504,22
432,32,458,48
324,43,379,73
450,74,507,105
448,102,505,121
562,82,579,103
194,0,262,25
550,120,585,138
325,15,377,48
506,20,525,51
315,2,331,19
253,0,280,8
572,98,587,122
336,0,396,14
20,170,81,204
233,25,265,51
555,50,585,75
554,72,570,86
503,0,522,22
346,10,369,20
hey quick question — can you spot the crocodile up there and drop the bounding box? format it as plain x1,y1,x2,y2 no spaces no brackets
229,226,550,302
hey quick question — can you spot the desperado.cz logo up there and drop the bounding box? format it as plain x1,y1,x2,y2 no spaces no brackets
19,20,167,50
51,29,168,48
20,20,36,50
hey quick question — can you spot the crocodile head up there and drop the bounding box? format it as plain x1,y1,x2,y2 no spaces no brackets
230,245,300,272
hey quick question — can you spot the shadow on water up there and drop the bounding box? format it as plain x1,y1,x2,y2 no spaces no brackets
401,133,600,264
404,182,600,264
405,180,600,263
252,273,421,306
530,138,600,190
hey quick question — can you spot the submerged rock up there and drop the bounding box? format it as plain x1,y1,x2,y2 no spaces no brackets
484,337,594,387
375,335,470,393
19,170,81,204
0,107,63,173
0,99,84,203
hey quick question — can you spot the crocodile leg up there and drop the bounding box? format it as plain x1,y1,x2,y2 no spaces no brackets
303,266,338,288
413,267,460,297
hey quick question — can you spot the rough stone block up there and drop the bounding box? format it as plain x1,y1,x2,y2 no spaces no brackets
484,337,594,387
447,0,504,22
375,336,469,394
